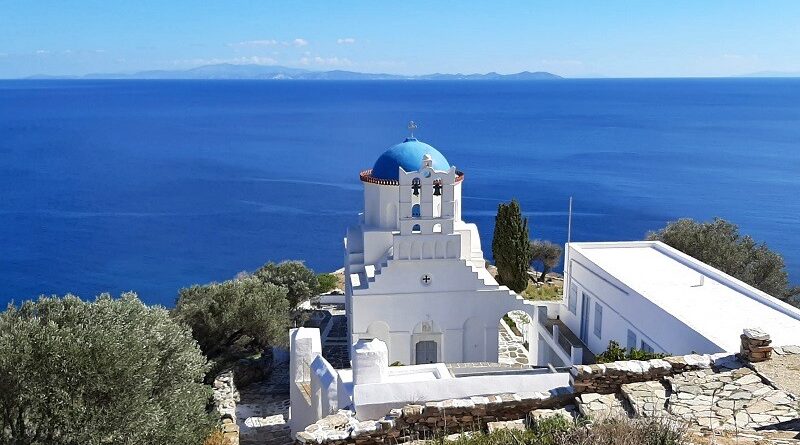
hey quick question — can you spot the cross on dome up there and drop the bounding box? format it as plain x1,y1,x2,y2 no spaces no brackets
407,121,418,138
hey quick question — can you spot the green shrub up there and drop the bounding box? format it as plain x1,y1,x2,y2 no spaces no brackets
595,340,667,364
0,293,215,445
316,273,339,294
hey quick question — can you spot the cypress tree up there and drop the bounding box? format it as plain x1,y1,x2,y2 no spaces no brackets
492,199,532,292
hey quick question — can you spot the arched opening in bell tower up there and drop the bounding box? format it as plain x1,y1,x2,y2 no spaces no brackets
432,179,442,218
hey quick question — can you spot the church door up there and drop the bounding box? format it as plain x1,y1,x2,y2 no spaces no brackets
415,341,437,364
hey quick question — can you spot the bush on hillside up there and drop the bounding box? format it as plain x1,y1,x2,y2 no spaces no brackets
316,273,340,294
173,275,291,362
0,293,215,445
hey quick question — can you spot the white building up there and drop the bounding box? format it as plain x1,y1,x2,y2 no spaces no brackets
555,241,800,358
288,133,800,435
343,136,543,365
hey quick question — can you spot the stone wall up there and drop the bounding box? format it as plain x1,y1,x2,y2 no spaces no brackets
570,353,731,394
296,387,574,445
213,371,241,445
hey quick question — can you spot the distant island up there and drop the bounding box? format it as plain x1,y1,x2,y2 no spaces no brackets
26,64,562,81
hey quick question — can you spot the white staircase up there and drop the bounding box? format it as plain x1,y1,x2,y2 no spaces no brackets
349,248,392,291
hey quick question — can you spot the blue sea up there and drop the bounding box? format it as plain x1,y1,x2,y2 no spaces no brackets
1,79,799,307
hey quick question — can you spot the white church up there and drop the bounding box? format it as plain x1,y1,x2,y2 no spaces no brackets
343,133,537,366
288,130,800,433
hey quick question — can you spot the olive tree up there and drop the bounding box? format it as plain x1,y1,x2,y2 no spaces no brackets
255,261,320,308
530,239,563,282
0,293,215,445
492,200,532,293
173,275,291,360
648,217,799,303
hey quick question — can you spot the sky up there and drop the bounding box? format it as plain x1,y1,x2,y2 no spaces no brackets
1,1,799,78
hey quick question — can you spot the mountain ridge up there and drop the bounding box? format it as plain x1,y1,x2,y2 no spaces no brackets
26,64,562,80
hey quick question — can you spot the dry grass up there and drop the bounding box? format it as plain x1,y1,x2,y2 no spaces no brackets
203,429,234,445
561,417,687,445
522,281,563,301
432,416,687,445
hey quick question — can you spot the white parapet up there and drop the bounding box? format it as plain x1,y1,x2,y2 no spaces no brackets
311,355,339,418
352,338,389,385
289,327,323,436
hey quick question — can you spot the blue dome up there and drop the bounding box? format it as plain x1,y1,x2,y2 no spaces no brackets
370,138,450,181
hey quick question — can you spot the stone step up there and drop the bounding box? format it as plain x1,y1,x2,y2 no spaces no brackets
486,419,526,433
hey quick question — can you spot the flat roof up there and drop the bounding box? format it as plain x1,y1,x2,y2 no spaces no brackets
570,241,800,352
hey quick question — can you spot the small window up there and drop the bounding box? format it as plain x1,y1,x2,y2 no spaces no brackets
412,204,421,217
593,302,603,338
641,340,654,353
568,284,577,314
412,224,421,233
627,329,637,351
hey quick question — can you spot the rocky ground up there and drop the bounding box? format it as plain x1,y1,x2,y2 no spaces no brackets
574,353,800,444
753,347,800,398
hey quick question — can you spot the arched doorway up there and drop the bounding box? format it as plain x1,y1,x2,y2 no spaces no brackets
499,310,531,366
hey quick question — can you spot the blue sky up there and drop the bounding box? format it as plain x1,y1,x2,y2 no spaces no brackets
1,1,799,78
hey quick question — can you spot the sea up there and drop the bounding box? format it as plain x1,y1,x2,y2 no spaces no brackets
1,79,799,307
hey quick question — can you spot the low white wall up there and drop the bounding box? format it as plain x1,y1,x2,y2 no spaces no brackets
318,293,346,305
311,355,339,418
352,371,570,420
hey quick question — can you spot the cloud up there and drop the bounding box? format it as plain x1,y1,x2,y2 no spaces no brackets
229,38,308,48
337,38,356,45
35,49,50,55
229,39,279,48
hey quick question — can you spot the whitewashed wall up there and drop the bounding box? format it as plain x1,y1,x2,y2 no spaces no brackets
562,246,722,356
352,371,570,420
